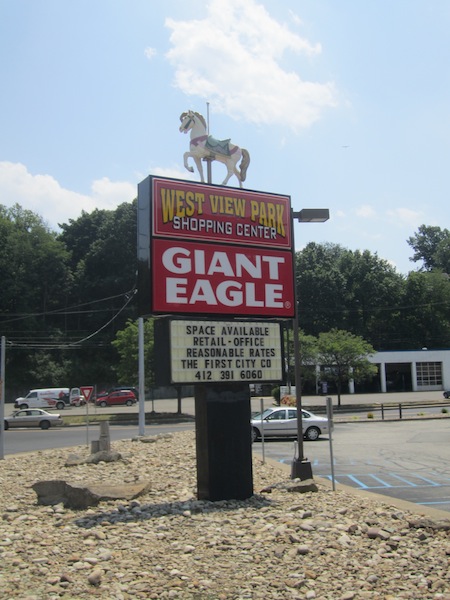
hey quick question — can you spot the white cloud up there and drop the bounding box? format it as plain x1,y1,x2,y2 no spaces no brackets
0,162,135,230
386,207,424,228
90,177,136,205
165,0,337,131
144,47,157,60
288,10,303,27
150,165,196,181
355,204,377,218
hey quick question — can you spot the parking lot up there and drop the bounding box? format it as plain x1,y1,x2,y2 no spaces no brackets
253,417,450,512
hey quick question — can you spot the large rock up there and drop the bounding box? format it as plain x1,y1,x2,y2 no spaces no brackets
32,480,151,509
407,517,450,531
65,450,123,466
260,478,318,494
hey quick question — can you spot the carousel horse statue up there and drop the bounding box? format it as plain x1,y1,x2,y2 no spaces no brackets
179,110,250,188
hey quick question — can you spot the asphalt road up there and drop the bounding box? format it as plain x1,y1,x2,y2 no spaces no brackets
2,394,450,513
1,422,194,455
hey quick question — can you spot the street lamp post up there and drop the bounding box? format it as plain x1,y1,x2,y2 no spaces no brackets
290,208,330,480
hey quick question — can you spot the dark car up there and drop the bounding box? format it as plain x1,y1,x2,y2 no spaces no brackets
95,390,137,407
444,391,450,399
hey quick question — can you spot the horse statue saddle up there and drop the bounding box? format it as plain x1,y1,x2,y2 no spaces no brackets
206,135,232,156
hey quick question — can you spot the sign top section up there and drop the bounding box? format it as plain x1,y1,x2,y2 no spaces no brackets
80,386,94,401
151,177,292,249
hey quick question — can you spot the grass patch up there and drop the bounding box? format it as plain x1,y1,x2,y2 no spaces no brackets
63,414,110,426
62,412,194,427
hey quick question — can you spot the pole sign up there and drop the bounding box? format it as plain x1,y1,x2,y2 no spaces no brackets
138,176,294,319
167,319,283,384
80,386,94,403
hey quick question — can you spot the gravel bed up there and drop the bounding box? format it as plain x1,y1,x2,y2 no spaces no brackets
1,430,450,599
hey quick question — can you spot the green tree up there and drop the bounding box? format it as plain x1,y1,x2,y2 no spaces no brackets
396,271,450,348
57,200,138,389
316,329,377,406
296,242,405,348
112,318,154,391
407,225,450,271
58,200,137,306
434,238,450,274
0,203,71,316
0,204,72,395
298,330,319,393
337,249,405,348
296,243,348,335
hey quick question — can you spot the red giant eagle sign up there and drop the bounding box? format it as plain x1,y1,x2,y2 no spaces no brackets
141,176,295,318
152,238,294,316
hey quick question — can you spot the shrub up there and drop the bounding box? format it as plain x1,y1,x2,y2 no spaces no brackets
367,412,374,419
272,386,281,405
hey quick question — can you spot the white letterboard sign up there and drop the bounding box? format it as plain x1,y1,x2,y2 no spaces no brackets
169,320,283,384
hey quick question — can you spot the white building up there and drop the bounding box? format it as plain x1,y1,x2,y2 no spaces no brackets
366,348,450,393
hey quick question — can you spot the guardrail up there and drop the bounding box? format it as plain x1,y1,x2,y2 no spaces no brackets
324,401,450,420
378,402,450,420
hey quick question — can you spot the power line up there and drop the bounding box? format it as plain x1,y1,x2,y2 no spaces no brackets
0,288,136,325
6,289,137,350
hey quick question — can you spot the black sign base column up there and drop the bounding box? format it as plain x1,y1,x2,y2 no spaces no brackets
195,383,253,501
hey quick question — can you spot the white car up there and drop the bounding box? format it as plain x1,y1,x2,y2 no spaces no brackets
251,406,331,442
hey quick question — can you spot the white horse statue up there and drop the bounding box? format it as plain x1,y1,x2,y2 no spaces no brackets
179,110,250,188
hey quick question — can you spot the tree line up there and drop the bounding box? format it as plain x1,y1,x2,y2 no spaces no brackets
1,202,449,400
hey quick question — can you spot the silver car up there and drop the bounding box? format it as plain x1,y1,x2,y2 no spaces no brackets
251,406,331,442
4,409,63,430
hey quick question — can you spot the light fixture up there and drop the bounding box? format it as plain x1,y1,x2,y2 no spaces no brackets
290,207,329,480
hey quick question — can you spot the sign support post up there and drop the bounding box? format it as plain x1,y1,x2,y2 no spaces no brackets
138,317,145,437
195,383,253,500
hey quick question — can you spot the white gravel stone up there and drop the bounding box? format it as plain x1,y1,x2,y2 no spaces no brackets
1,430,450,599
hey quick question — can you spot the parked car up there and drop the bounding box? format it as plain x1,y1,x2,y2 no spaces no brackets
4,409,63,430
110,386,139,399
95,390,137,407
251,406,331,442
96,386,139,401
444,391,450,399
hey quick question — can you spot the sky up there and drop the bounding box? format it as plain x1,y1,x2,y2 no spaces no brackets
1,0,449,276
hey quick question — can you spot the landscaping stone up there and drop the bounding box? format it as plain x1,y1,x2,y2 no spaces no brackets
1,430,450,599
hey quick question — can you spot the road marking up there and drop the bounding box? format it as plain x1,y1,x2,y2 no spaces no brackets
391,473,439,486
323,472,448,490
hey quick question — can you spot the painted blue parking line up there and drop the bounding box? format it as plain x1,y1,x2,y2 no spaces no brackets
412,474,442,486
389,473,439,487
341,474,370,489
368,474,394,487
386,473,418,486
323,472,445,491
